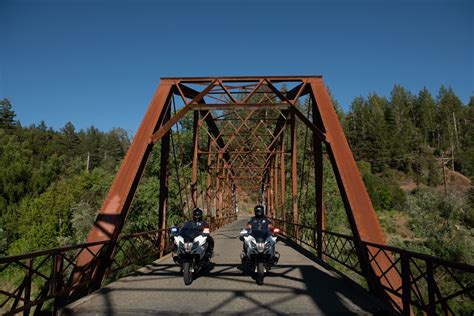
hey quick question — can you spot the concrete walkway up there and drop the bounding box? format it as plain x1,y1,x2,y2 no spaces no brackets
64,216,388,315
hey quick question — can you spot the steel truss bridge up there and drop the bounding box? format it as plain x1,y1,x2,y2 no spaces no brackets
1,76,472,315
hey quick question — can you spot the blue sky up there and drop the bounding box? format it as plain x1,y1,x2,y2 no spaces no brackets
1,0,472,134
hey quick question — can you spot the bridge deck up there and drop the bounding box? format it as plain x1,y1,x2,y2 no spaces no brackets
64,217,388,315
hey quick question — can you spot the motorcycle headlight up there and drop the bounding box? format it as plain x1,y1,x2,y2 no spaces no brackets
184,242,193,253
256,242,265,252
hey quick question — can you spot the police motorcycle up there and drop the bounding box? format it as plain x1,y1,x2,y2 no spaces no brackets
171,224,212,285
239,226,280,285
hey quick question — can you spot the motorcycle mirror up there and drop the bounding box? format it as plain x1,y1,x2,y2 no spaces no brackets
240,229,248,236
273,228,280,234
203,227,210,234
171,226,179,236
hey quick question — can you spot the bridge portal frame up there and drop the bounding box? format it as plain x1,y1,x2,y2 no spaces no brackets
70,75,402,312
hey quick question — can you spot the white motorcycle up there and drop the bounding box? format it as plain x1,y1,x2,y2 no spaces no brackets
240,227,280,285
171,226,212,285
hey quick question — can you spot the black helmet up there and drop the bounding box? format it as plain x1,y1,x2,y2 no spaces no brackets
192,208,203,222
254,205,264,219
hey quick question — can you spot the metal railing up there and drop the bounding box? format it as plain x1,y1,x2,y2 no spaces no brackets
0,229,171,315
270,217,474,315
0,214,239,315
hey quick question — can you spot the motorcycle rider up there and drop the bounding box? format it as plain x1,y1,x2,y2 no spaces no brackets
243,204,274,253
247,204,273,232
182,207,214,257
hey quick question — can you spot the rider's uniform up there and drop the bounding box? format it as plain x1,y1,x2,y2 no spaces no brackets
182,220,209,231
244,217,273,252
182,220,214,252
247,217,272,232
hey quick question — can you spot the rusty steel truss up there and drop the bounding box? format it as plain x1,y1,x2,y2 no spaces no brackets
1,76,473,315
68,75,400,310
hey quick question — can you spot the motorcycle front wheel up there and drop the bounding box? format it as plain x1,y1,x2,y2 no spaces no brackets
183,261,193,285
256,262,265,285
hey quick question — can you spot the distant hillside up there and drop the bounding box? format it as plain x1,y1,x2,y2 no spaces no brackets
0,85,473,265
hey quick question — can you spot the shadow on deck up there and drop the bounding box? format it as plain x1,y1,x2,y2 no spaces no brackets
63,219,389,315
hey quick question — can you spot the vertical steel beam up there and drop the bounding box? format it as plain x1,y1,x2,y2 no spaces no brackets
222,170,226,224
221,161,227,225
227,170,231,219
308,77,402,310
215,153,222,227
224,171,229,222
264,173,269,216
290,110,299,238
206,136,213,220
268,163,273,218
280,137,286,223
271,166,275,218
273,155,279,221
158,107,171,257
314,137,324,259
71,81,173,294
191,111,199,208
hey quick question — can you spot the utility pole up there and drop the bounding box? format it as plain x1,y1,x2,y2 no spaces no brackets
440,155,448,196
453,112,459,149
86,152,90,173
451,140,455,171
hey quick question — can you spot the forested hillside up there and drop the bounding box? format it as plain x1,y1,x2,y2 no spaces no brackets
341,85,473,263
0,84,473,265
0,98,130,255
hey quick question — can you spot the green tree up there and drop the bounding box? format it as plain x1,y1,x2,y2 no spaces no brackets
0,99,16,129
414,88,436,146
60,121,81,156
386,85,421,172
345,96,370,159
100,127,130,170
435,86,463,152
457,97,474,177
366,94,390,171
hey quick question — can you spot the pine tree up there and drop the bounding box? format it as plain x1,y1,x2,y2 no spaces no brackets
366,93,390,171
345,96,369,159
0,98,16,129
457,97,474,176
414,88,436,146
387,85,421,172
436,85,463,151
60,121,81,156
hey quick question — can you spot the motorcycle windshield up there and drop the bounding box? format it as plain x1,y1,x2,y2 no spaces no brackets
180,229,201,242
250,230,269,243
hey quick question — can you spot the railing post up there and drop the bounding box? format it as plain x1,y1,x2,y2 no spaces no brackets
313,227,318,251
51,252,64,314
427,261,436,315
24,258,32,316
401,253,411,316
